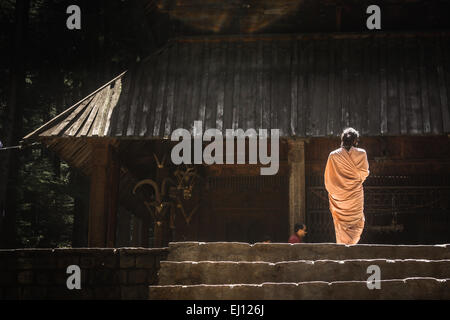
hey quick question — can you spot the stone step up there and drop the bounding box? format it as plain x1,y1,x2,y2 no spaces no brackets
167,242,450,262
158,259,450,285
149,278,450,300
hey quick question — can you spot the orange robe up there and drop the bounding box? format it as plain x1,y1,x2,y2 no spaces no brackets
324,147,369,245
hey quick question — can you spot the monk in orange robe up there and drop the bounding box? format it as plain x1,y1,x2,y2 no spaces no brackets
324,128,369,245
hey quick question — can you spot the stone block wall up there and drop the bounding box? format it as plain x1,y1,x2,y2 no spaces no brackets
0,247,168,300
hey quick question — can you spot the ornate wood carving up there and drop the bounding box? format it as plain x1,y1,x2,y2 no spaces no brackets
133,158,202,246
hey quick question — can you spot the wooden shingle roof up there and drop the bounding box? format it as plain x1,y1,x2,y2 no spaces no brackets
23,32,450,145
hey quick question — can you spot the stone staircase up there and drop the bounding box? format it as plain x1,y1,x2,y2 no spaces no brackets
149,242,450,299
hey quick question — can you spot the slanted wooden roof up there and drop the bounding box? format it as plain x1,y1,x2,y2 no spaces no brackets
21,32,450,175
23,32,450,146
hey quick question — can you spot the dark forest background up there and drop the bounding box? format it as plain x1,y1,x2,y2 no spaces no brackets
0,0,171,248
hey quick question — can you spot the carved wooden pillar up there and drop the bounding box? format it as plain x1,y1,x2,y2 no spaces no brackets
287,139,306,237
88,139,119,247
107,145,120,247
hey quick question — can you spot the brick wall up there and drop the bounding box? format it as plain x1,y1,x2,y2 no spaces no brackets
0,247,168,300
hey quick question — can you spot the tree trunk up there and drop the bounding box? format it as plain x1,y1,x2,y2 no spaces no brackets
0,0,30,249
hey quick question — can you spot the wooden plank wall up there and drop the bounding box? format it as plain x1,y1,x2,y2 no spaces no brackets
305,136,450,244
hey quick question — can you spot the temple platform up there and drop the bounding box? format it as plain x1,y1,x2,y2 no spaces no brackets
149,242,450,299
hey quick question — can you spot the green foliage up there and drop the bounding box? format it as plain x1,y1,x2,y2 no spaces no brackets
16,150,74,248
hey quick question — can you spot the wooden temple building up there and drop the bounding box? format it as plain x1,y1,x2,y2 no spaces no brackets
21,0,450,247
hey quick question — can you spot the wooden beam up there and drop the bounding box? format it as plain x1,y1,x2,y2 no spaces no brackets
175,31,450,44
88,139,120,247
288,138,306,237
